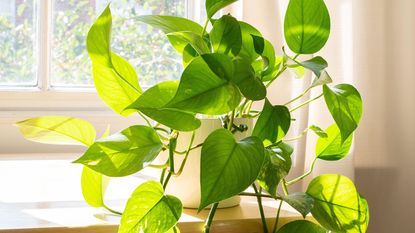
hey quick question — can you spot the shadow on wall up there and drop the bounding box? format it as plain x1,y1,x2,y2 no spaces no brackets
355,167,399,233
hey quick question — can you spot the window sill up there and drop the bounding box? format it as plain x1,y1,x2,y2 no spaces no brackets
0,159,306,233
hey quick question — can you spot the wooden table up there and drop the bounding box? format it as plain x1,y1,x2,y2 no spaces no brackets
0,158,305,233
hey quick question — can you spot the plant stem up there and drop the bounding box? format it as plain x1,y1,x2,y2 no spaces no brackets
283,128,309,142
239,192,279,199
103,204,122,215
253,185,269,233
204,202,219,233
163,172,172,190
148,162,169,169
286,157,318,186
173,131,196,176
289,93,323,112
138,112,152,127
160,168,167,184
265,66,287,88
281,179,289,196
272,200,284,233
201,19,209,37
228,110,235,131
238,98,249,117
284,86,312,106
245,101,254,116
175,142,203,154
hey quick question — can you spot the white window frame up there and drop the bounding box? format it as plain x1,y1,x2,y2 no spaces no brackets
0,0,203,112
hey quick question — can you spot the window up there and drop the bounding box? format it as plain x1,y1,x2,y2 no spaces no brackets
0,0,37,87
0,0,205,90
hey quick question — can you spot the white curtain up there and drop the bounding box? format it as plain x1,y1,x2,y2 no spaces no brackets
227,0,415,232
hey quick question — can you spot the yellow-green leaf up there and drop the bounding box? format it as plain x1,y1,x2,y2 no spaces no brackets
119,181,182,233
87,6,142,116
15,116,96,146
81,166,109,208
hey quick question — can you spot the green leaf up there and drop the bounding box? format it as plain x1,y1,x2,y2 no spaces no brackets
210,15,242,55
15,116,96,146
119,181,182,233
81,167,109,208
307,174,369,233
238,22,262,62
257,144,292,197
73,126,163,177
253,99,291,145
316,123,353,161
309,125,328,138
127,81,201,132
251,36,277,81
136,15,203,34
101,125,111,139
277,220,326,233
136,16,203,53
311,70,332,88
166,54,241,115
200,129,265,210
167,31,210,55
284,0,331,54
206,0,238,18
182,44,199,67
323,84,363,142
288,63,306,79
299,56,328,77
166,226,181,233
232,57,266,101
358,196,370,233
87,6,142,116
283,193,314,218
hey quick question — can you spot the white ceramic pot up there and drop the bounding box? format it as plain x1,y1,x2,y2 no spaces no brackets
164,118,253,209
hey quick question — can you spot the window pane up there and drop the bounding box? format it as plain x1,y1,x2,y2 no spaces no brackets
50,0,187,88
0,0,37,87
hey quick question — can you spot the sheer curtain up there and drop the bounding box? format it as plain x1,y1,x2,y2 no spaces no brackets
227,0,415,232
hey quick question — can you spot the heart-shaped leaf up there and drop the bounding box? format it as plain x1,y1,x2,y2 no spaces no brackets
127,81,201,132
81,166,109,208
307,174,370,233
316,123,353,161
73,125,163,177
284,0,331,54
15,116,96,146
323,84,362,142
182,44,199,67
136,15,203,34
136,15,203,53
232,57,266,101
277,220,326,233
210,15,242,55
166,54,241,115
119,181,182,233
309,125,328,138
238,21,262,63
206,0,238,18
283,192,314,218
299,56,328,77
87,6,142,116
253,99,291,145
200,129,265,210
167,31,210,55
251,36,278,81
257,143,293,197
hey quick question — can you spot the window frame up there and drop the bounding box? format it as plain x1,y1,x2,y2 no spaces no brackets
0,0,202,112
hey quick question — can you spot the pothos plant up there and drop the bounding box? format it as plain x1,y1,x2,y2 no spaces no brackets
15,0,369,232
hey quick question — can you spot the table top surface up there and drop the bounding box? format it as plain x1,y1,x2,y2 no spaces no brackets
0,158,304,233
